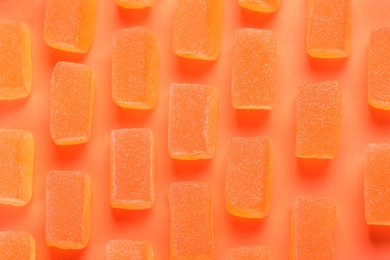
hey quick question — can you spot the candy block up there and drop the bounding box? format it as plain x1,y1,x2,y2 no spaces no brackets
307,0,351,58
295,80,342,159
168,84,218,160
0,232,36,260
0,20,32,99
0,129,34,206
117,0,155,8
110,128,155,209
365,143,390,225
50,61,94,145
290,196,336,260
46,171,91,249
232,29,277,110
237,0,280,13
173,0,224,60
112,27,158,109
169,182,213,259
106,240,154,260
225,136,273,218
44,0,97,53
226,246,270,260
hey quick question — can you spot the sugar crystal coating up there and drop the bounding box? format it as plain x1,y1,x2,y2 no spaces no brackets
117,0,155,8
290,196,336,260
365,143,390,225
50,61,94,145
238,0,281,12
0,20,32,100
0,231,36,260
296,80,342,159
225,136,273,218
307,0,351,58
112,27,158,109
106,240,154,260
46,171,91,249
226,246,270,260
232,29,277,110
169,182,213,259
110,128,155,209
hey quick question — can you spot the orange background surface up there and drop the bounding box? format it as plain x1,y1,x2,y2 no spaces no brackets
1,0,390,259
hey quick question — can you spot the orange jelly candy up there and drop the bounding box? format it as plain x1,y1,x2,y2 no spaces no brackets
0,231,36,260
237,0,280,12
306,0,351,58
290,196,336,260
232,29,277,110
117,0,155,8
226,246,270,260
110,128,155,209
46,171,91,249
169,182,214,259
225,136,273,218
365,143,390,225
43,0,97,53
112,27,158,109
173,0,224,60
0,20,32,100
50,61,94,145
0,129,34,206
106,240,154,259
296,80,342,159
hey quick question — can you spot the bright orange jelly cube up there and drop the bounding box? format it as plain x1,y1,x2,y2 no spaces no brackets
50,61,94,145
307,0,351,58
232,29,277,110
226,246,270,260
295,80,342,159
225,136,273,218
110,128,155,209
46,171,91,249
169,182,214,259
290,196,336,260
117,0,155,8
0,232,36,260
365,143,390,225
237,0,280,13
106,240,154,260
112,27,158,109
0,20,31,99
44,0,97,53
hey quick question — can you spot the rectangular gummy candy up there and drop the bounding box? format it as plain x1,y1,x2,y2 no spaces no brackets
0,129,34,206
46,171,91,249
0,231,36,260
295,80,342,159
110,128,155,209
50,61,94,145
226,246,270,260
365,143,390,225
44,0,97,53
112,27,158,109
290,196,336,260
117,0,155,8
306,0,351,58
173,0,224,60
0,20,31,99
169,182,214,259
106,240,154,259
368,28,390,110
232,29,277,110
225,136,273,218
168,84,218,160
237,0,280,13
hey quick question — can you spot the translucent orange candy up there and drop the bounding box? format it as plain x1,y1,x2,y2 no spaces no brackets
110,128,155,209
232,29,277,110
365,143,390,225
46,171,91,249
0,232,36,260
237,0,280,13
0,129,34,206
173,0,224,60
112,27,158,109
226,246,270,260
290,196,336,260
307,0,351,58
168,84,218,160
225,136,273,218
0,20,32,99
44,0,97,53
169,182,214,259
106,240,154,259
117,0,155,8
50,61,94,145
296,80,342,159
